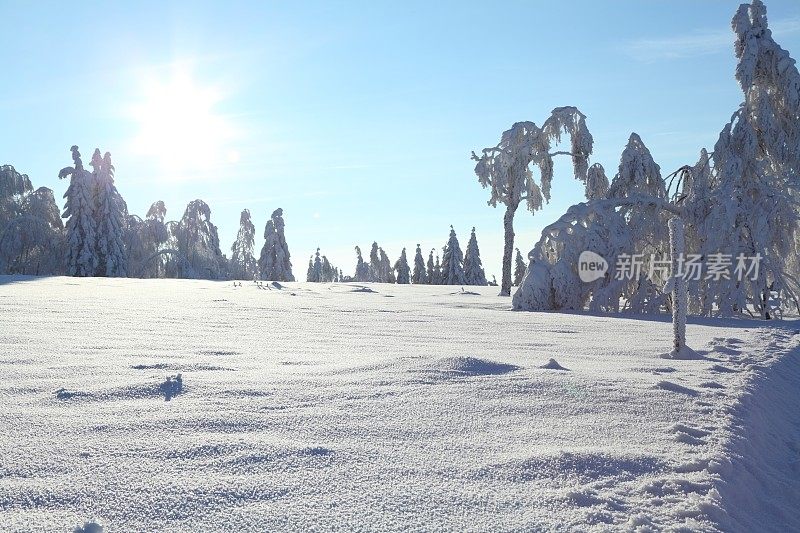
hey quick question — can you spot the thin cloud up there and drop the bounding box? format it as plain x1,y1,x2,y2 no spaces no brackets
624,17,800,62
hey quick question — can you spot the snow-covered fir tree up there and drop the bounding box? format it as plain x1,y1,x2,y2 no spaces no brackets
440,226,466,285
91,150,128,277
230,209,257,280
59,146,98,277
433,252,442,285
472,107,594,296
354,245,371,282
426,249,436,284
174,199,226,279
379,247,395,283
307,248,323,282
394,248,411,284
258,208,294,281
412,244,428,284
463,227,487,286
513,248,526,287
0,184,64,275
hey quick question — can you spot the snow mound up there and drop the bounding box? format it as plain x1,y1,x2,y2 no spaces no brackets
55,388,87,400
655,380,698,396
73,522,103,533
539,358,569,371
160,374,183,401
416,356,519,378
351,286,376,293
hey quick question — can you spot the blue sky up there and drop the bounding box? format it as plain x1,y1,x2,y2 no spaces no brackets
1,0,799,279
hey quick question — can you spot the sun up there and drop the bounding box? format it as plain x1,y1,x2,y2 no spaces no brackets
129,70,237,179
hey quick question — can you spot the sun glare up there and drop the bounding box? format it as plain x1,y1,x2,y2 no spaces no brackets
129,71,237,179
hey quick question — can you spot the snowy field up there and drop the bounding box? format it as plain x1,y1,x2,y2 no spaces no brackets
1,276,799,532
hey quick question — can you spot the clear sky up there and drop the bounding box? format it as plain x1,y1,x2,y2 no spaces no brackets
1,0,799,280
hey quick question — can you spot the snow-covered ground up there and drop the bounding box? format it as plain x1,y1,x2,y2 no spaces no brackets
0,276,798,532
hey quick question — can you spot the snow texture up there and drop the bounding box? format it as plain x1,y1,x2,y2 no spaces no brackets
0,275,798,531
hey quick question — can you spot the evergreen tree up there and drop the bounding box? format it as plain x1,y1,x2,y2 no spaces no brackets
513,248,526,286
369,241,381,281
379,247,394,283
174,199,225,279
433,252,442,285
463,227,487,286
59,146,97,277
258,208,294,281
426,249,436,284
354,245,371,282
92,150,128,277
394,248,411,284
230,208,257,280
440,226,466,285
412,244,428,284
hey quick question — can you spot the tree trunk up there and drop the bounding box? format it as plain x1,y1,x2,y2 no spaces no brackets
500,202,518,296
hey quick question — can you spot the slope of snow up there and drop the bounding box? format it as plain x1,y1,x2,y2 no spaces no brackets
0,276,797,531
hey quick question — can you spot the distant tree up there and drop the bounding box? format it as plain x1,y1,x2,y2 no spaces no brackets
426,249,436,284
463,227,487,286
91,150,128,277
379,247,395,283
472,107,594,296
59,146,98,276
440,226,466,285
354,245,371,282
394,248,411,284
230,208,257,280
513,248,526,287
433,252,442,285
306,248,323,282
258,208,294,281
412,244,428,284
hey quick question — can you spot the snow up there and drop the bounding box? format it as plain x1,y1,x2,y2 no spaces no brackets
0,276,798,531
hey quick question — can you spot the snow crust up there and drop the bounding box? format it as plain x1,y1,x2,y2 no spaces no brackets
0,276,798,531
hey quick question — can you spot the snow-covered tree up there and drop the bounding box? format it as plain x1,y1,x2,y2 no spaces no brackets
354,245,371,282
59,146,98,277
307,248,323,282
230,209,257,280
412,244,428,284
0,186,64,275
174,199,226,279
379,247,395,283
426,249,436,284
394,248,411,284
513,248,526,287
514,0,800,319
0,165,32,232
440,226,466,285
472,106,594,296
258,208,294,281
433,251,443,285
463,227,487,286
91,150,128,277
